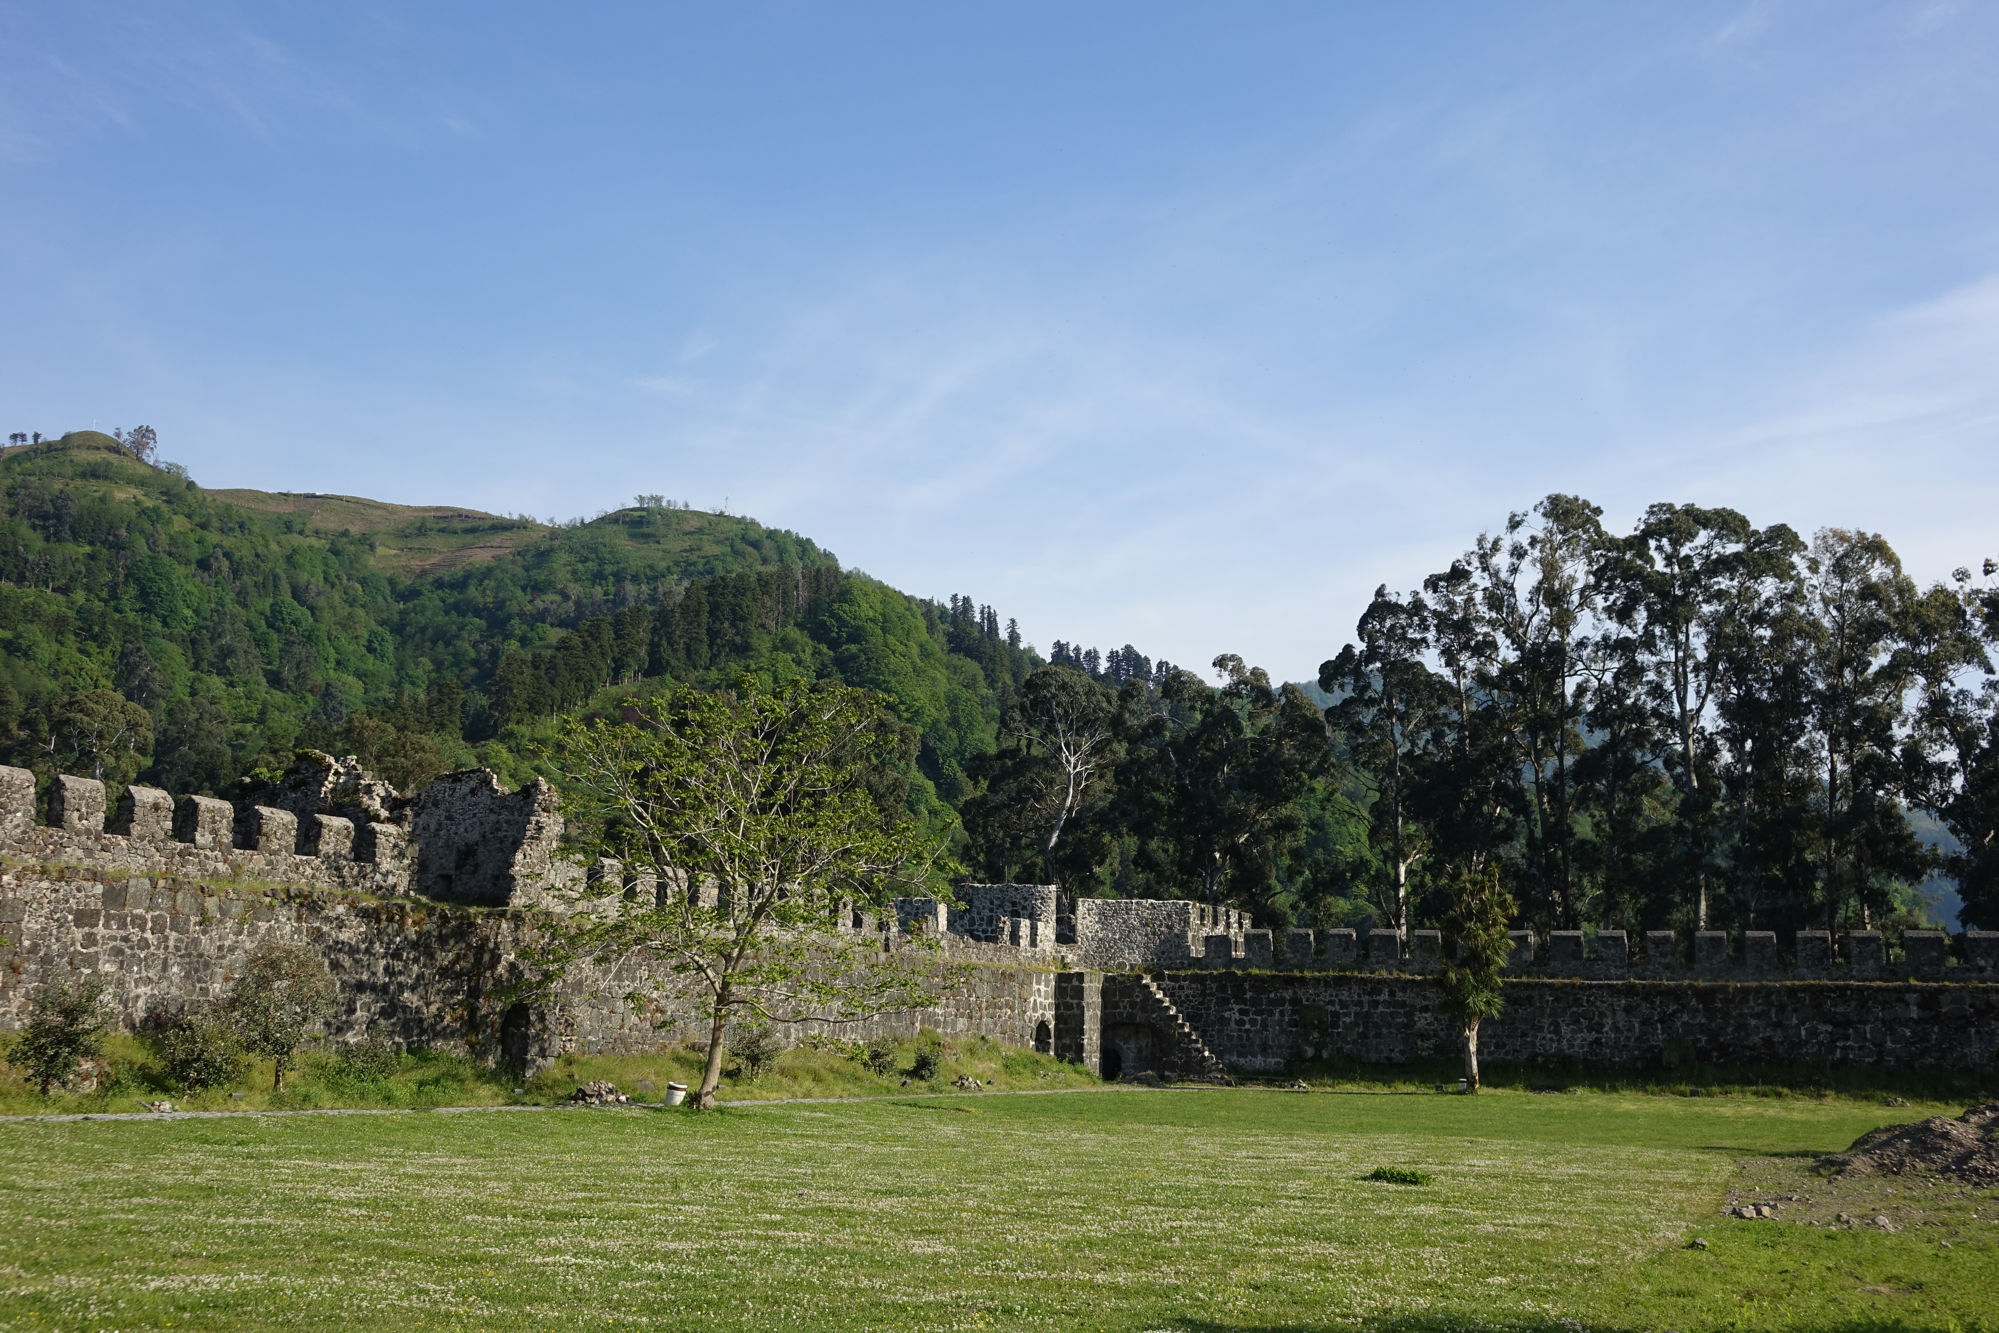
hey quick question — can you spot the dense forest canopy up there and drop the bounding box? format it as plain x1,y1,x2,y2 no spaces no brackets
4,433,1995,935
0,433,1035,847
957,494,1999,936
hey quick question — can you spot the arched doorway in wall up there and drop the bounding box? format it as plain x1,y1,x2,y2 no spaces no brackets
1100,1045,1124,1081
1033,1019,1052,1055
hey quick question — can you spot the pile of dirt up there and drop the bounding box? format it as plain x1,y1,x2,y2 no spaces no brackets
1818,1103,1999,1186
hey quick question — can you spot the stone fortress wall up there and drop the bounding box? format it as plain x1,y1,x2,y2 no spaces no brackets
3,758,1997,1083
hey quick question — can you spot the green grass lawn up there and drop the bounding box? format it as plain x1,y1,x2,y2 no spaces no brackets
1,1087,1992,1332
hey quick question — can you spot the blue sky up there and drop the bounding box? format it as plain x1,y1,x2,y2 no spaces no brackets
3,2,1996,679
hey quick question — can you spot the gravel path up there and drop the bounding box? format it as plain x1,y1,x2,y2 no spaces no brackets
0,1083,1204,1125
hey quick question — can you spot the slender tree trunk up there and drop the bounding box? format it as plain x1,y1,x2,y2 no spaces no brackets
695,985,731,1110
273,1057,286,1092
1463,1020,1481,1093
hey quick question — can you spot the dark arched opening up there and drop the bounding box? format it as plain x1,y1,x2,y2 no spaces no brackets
1033,1019,1052,1055
1100,1045,1124,1081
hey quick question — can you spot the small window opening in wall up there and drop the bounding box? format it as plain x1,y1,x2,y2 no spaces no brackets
1101,1046,1123,1081
1033,1019,1052,1054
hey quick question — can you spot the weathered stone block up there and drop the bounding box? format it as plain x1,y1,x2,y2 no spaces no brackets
1795,931,1832,974
1284,928,1315,968
1367,930,1401,967
1410,930,1443,969
1848,931,1885,975
51,776,106,833
1744,931,1779,975
1204,933,1235,965
1241,929,1274,967
1506,930,1536,969
1694,931,1730,972
174,795,233,849
357,822,404,867
236,805,298,855
1549,931,1586,968
0,765,34,836
109,786,174,841
300,814,356,859
1595,930,1629,970
1903,931,1948,977
101,882,133,911
410,769,562,906
1967,932,1999,975
587,856,622,895
1644,930,1680,971
1321,929,1358,967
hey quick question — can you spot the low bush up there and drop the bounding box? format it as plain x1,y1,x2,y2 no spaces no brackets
329,1035,402,1081
909,1032,943,1082
151,1007,246,1094
14,974,111,1096
1362,1166,1433,1186
860,1037,898,1076
727,1025,784,1083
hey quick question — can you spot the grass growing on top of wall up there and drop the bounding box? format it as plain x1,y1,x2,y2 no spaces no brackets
0,1087,1991,1330
0,1030,1095,1117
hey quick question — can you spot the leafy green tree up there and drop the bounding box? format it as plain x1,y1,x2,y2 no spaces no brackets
962,666,1116,885
1469,495,1607,930
1118,657,1329,911
1904,561,1999,928
15,973,111,1096
152,1004,247,1093
551,675,952,1109
1321,586,1441,932
1805,529,1926,930
1438,869,1516,1093
1599,505,1761,927
227,940,338,1092
145,697,232,795
30,689,154,786
122,425,158,465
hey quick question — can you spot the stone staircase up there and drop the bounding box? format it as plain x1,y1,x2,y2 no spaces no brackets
1137,975,1233,1083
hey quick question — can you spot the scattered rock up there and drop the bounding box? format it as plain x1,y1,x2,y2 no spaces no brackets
1287,1079,1310,1091
1817,1103,1999,1187
1836,1212,1853,1225
1687,1237,1708,1250
1883,1096,1909,1107
952,1075,985,1089
1872,1215,1896,1233
139,1100,173,1114
229,1092,245,1100
566,1081,630,1106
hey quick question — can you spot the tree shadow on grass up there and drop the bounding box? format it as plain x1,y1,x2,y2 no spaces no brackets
1168,1318,1937,1333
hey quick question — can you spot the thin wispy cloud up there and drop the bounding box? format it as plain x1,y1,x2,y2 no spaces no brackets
2,3,1995,676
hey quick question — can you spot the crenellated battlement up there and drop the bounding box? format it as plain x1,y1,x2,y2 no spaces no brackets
1163,922,1999,980
854,879,1999,983
0,758,576,908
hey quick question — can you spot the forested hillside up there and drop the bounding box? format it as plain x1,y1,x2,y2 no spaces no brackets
6,433,1995,937
0,433,1037,840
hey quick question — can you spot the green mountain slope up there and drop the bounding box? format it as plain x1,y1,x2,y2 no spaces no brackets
0,433,1034,834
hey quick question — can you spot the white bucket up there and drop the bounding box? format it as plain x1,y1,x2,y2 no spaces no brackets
1457,1079,1469,1093
664,1082,688,1107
